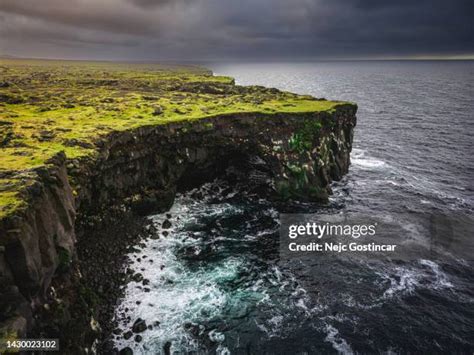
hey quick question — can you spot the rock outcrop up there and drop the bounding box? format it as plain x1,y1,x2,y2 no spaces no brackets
0,105,356,350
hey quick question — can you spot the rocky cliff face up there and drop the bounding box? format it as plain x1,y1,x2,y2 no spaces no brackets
0,105,356,349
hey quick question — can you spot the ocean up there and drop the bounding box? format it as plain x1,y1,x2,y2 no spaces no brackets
113,61,474,354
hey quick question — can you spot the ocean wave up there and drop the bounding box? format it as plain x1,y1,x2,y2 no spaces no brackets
375,260,453,300
351,149,388,170
114,183,321,353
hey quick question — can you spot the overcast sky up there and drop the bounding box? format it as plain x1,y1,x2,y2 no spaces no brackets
0,0,473,61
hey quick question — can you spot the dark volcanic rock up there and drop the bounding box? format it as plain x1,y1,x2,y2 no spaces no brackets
132,273,144,283
164,341,172,355
119,347,133,355
162,219,172,229
132,318,147,333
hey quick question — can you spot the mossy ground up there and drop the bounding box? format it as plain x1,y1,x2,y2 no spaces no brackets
0,58,349,218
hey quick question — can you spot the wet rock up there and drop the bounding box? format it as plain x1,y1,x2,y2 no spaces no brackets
162,231,169,237
191,191,203,199
130,195,161,215
163,341,172,355
134,335,142,342
162,219,172,229
184,322,201,336
123,331,133,340
119,347,133,355
132,318,147,333
132,273,143,282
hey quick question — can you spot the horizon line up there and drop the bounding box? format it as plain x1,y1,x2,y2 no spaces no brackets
1,54,474,63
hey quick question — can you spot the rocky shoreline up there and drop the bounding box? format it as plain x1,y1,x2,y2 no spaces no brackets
18,205,144,350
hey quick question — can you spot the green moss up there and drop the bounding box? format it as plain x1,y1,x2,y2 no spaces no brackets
78,283,100,311
0,328,19,353
0,191,24,217
288,133,311,153
203,122,214,129
275,181,292,201
0,58,355,218
288,119,323,154
56,247,72,273
287,163,309,189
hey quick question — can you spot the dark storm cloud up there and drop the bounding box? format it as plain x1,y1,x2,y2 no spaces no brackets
0,0,160,35
127,0,188,9
0,0,472,60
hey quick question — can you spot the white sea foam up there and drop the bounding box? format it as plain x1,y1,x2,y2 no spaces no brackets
324,323,354,354
114,188,244,353
351,149,388,170
419,259,454,289
374,259,453,300
114,183,317,353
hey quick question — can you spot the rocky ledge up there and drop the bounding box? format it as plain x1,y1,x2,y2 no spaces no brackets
0,59,356,353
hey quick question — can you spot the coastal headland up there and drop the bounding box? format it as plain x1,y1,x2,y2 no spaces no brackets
0,59,356,352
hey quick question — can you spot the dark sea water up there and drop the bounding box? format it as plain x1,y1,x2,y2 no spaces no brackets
114,61,474,354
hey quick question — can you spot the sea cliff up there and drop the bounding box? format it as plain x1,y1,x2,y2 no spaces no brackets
0,59,356,352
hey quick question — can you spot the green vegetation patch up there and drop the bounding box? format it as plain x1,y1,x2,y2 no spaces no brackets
0,58,352,219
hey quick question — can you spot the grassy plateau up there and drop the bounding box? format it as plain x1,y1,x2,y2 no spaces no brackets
0,59,346,218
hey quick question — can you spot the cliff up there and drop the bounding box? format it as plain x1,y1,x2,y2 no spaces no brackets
0,59,356,350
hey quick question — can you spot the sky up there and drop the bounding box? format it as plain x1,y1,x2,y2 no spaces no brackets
0,0,473,61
